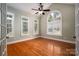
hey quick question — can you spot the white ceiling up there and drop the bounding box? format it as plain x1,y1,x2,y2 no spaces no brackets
7,3,52,15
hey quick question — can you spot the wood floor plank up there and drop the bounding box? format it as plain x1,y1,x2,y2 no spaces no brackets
7,37,75,56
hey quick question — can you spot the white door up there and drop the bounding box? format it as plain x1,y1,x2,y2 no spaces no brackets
75,4,79,55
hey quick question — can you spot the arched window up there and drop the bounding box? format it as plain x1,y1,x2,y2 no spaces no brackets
47,10,62,36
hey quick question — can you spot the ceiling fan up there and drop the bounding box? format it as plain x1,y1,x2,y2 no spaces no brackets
32,3,50,15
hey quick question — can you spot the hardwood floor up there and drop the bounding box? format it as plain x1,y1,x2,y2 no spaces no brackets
7,37,75,56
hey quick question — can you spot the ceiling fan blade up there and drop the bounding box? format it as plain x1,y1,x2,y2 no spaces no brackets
35,12,38,14
43,9,50,11
32,9,39,11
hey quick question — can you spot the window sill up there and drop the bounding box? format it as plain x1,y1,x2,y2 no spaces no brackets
21,34,29,36
46,33,62,36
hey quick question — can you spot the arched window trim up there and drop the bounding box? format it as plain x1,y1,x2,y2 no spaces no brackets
47,10,62,36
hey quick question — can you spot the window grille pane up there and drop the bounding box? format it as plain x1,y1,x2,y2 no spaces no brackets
34,23,37,32
7,24,12,28
22,18,28,21
23,22,28,34
7,20,11,24
7,14,12,18
7,28,12,34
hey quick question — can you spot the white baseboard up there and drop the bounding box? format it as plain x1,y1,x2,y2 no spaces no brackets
40,36,75,44
7,37,38,45
7,36,75,45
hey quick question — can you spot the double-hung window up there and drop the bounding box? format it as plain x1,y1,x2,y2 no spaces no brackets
6,12,14,37
21,16,29,35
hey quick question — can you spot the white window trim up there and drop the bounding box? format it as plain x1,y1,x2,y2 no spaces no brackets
7,12,14,37
21,16,29,35
47,10,62,36
33,19,39,35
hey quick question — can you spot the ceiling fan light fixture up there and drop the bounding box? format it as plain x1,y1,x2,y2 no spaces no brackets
39,11,43,14
42,12,45,15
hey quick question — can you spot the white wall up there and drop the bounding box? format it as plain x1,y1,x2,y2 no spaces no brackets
7,4,75,44
7,6,39,43
40,4,75,43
